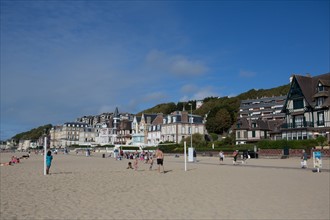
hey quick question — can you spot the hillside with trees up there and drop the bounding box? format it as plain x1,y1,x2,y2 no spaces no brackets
11,124,52,142
140,84,290,135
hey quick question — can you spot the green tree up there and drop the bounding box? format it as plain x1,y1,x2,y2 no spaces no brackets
206,108,232,134
180,133,206,148
12,124,52,141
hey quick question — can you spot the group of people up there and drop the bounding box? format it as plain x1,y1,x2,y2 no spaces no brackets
126,148,165,173
0,153,30,166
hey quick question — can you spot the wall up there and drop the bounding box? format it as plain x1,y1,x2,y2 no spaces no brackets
258,148,330,158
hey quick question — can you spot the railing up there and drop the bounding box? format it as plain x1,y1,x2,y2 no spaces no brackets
281,121,330,129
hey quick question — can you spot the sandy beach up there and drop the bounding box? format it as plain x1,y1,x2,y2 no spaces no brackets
1,152,329,220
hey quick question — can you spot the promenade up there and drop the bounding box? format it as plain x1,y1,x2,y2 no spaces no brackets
1,152,329,220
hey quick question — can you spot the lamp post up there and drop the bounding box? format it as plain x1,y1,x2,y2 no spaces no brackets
188,103,193,162
189,103,192,149
43,129,47,176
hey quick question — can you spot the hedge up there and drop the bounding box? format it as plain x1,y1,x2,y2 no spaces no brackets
155,139,322,153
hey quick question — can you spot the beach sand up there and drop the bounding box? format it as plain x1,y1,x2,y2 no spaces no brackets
1,152,329,220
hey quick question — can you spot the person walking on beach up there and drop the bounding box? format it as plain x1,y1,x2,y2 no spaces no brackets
193,149,197,162
301,150,308,168
219,151,224,164
155,148,164,173
46,150,53,175
232,150,239,165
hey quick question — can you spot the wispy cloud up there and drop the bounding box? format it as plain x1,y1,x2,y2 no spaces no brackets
146,49,208,76
180,84,218,101
239,70,257,78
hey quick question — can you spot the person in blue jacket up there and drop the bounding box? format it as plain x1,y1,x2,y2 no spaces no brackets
46,150,53,175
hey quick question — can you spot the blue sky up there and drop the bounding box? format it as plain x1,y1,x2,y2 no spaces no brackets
1,0,329,140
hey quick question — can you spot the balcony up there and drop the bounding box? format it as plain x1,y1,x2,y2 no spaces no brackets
281,121,314,129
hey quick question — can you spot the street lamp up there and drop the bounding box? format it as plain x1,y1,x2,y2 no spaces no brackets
43,129,47,175
188,103,194,162
188,103,193,148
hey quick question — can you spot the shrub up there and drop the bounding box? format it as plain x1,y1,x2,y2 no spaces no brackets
257,139,319,149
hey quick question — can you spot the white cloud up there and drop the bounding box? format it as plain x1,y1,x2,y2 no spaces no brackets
180,84,218,101
146,49,208,76
239,70,257,78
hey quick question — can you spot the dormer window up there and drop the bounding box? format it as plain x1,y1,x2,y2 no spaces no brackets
317,83,324,92
317,97,324,107
189,116,194,123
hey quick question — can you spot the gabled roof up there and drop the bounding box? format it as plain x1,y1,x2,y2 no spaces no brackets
135,116,142,123
142,113,158,124
114,107,119,118
284,73,330,109
235,118,276,131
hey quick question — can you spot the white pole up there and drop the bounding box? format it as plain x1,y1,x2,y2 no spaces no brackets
190,104,192,150
44,136,47,175
184,141,187,171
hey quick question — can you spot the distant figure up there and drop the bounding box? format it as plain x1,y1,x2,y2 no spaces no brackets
232,150,239,165
155,148,165,173
219,151,224,163
0,161,12,166
133,158,139,171
127,161,133,169
11,156,19,164
46,150,53,175
148,156,154,170
301,150,308,168
193,149,197,162
20,154,30,159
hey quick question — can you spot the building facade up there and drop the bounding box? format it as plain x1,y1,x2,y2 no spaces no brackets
158,110,206,145
239,96,286,120
281,73,330,142
49,122,97,148
235,96,286,144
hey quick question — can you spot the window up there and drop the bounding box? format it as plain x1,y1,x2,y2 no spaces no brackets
317,112,325,126
317,97,324,107
173,117,176,123
292,132,297,140
318,83,324,92
237,131,241,138
252,130,256,138
293,98,304,109
252,123,257,128
297,132,302,140
302,131,307,140
294,115,304,128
